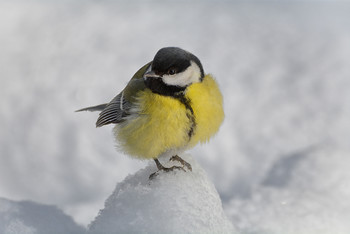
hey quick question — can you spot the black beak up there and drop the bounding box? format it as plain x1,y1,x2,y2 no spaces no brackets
143,71,161,80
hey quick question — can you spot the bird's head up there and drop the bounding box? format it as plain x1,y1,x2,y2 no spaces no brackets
144,47,204,96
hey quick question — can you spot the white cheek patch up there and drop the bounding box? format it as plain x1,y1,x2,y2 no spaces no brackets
162,61,201,87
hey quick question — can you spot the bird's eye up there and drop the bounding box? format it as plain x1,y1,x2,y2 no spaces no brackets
168,68,177,75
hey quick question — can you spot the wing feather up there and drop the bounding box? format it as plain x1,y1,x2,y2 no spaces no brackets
93,62,152,128
96,92,127,127
76,104,108,112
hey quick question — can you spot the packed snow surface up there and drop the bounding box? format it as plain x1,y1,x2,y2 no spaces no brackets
88,154,236,234
0,198,85,234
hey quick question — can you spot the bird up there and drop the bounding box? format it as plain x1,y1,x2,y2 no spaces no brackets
77,47,224,179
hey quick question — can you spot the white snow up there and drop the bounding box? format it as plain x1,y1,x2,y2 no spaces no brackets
1,156,236,234
0,198,85,234
225,147,350,234
88,154,236,234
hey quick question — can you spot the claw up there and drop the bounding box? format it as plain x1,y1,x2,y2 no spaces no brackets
149,158,187,180
169,155,192,171
149,165,185,180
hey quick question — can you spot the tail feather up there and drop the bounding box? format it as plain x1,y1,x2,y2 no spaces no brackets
75,103,108,112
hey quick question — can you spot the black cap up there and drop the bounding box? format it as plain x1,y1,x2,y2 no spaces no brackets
152,47,204,79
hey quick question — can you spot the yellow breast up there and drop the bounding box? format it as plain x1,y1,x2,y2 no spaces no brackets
186,74,225,147
114,74,224,159
114,90,192,159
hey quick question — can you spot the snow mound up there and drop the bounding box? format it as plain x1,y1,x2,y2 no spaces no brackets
0,198,85,234
88,154,236,234
226,147,350,234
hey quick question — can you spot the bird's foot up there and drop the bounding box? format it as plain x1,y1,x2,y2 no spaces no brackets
149,157,189,180
169,155,192,171
149,166,185,180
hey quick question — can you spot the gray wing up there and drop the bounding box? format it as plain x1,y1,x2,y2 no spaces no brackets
95,68,148,128
79,62,151,128
95,91,132,127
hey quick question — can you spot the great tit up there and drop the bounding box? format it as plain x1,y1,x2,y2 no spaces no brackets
77,47,224,178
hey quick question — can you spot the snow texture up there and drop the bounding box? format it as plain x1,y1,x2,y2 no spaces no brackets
88,154,236,234
0,198,85,234
226,147,350,234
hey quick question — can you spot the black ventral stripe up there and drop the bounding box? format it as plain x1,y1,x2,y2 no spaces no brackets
173,93,196,139
144,77,196,139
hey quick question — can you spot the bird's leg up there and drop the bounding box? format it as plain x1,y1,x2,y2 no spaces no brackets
169,155,192,171
149,158,186,180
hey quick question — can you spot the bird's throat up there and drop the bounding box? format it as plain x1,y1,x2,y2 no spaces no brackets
144,77,186,97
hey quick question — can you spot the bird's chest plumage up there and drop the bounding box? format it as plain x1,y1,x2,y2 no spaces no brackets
186,75,224,147
114,75,224,160
114,90,193,159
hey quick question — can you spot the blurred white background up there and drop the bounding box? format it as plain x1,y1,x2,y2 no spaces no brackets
1,0,350,233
